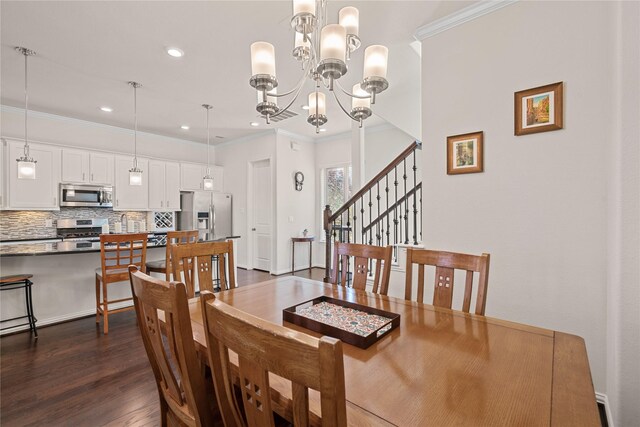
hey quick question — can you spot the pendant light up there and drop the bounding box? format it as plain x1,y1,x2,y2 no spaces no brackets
15,47,37,179
128,81,143,186
202,104,214,191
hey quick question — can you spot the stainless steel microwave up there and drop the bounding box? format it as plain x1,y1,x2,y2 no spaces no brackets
59,184,113,207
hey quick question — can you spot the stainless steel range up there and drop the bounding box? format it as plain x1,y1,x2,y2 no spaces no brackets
56,218,107,251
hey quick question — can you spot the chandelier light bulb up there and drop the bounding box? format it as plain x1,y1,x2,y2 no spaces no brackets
339,7,359,37
308,92,326,117
293,0,315,16
250,42,276,76
351,84,370,110
320,24,347,63
257,88,278,106
363,45,389,79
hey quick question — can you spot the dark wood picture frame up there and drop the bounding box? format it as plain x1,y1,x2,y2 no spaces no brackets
447,131,484,175
514,81,563,135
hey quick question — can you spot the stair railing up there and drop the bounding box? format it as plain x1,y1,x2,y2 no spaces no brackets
324,140,422,282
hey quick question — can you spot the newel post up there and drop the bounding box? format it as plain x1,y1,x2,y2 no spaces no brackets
323,205,332,282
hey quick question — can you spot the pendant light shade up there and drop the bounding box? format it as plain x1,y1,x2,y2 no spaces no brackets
202,104,214,191
128,81,143,186
15,47,37,180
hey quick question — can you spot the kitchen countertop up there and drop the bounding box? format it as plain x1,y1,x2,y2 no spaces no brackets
0,235,241,257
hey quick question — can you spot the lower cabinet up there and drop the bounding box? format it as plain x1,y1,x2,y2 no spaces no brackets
114,155,149,210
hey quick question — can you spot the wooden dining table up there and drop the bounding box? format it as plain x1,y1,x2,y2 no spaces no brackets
185,276,599,426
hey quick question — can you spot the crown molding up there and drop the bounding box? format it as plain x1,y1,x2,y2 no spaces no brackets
414,0,520,40
215,129,276,148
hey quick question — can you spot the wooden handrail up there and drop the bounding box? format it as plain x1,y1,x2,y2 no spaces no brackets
327,140,422,223
361,182,422,235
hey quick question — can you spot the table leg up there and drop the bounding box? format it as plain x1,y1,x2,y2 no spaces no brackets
309,242,312,272
292,241,295,276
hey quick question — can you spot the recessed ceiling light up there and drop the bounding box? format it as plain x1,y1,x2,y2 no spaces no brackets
319,128,327,132
100,106,113,112
301,105,309,110
180,125,190,130
166,47,184,58
250,122,260,127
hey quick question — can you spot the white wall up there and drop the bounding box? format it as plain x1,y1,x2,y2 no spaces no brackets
1,105,210,163
215,132,276,269
421,0,616,400
607,1,640,425
364,124,418,182
274,131,316,274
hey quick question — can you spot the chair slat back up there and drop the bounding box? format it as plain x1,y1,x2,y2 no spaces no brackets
128,267,215,427
200,292,347,427
171,240,236,297
165,230,199,281
405,249,490,315
331,242,392,295
100,233,148,281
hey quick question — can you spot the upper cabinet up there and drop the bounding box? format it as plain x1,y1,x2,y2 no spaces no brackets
181,162,224,192
148,160,180,211
61,148,113,185
7,140,61,210
113,155,149,211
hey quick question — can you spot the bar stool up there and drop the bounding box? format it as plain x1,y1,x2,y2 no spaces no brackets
145,230,199,281
0,274,38,337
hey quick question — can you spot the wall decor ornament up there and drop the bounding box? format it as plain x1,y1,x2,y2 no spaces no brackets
514,82,564,136
447,131,484,175
295,171,305,191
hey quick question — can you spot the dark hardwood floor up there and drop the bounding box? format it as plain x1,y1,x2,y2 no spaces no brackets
0,268,325,426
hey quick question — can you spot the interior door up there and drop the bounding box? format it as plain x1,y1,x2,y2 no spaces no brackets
252,160,271,272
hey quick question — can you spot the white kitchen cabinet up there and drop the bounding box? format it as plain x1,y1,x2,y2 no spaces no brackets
212,165,224,192
7,140,61,210
149,160,181,211
180,162,205,191
113,155,148,210
181,162,224,192
165,161,181,210
62,148,113,185
89,152,114,184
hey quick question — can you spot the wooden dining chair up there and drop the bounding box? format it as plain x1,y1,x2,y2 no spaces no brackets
95,233,148,334
200,291,348,427
146,230,199,281
128,266,218,427
330,242,392,295
172,240,236,297
404,249,491,315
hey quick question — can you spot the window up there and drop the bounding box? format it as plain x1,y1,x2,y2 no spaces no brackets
321,164,352,240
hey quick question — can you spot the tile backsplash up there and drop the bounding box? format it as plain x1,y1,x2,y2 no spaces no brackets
0,208,148,240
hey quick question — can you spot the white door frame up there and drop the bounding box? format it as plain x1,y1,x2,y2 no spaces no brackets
246,157,275,273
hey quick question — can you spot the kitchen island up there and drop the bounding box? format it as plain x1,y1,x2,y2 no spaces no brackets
0,236,239,334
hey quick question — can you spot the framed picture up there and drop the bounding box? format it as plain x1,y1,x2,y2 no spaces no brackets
447,131,484,175
514,82,563,135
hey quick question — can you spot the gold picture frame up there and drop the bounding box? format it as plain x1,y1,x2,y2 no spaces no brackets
447,131,484,175
514,82,563,135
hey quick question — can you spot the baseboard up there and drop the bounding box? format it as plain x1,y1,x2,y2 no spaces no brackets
0,301,134,336
596,392,614,427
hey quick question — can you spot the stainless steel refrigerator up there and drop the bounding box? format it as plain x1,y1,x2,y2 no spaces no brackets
177,191,232,240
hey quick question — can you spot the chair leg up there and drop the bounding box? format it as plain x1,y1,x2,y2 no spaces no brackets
25,280,37,338
102,281,109,334
95,275,101,324
160,397,169,427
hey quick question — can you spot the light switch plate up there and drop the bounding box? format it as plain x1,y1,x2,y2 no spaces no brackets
288,216,294,223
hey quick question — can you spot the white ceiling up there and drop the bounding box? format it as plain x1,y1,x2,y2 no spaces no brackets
0,1,472,144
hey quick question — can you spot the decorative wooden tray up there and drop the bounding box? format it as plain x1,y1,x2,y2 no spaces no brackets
283,296,400,349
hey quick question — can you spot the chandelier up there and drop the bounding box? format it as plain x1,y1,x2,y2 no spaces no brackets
249,0,389,133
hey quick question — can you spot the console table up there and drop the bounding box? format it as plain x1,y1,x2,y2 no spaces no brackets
291,236,314,275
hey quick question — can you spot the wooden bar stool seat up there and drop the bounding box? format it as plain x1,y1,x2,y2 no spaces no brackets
145,230,199,282
0,274,38,337
95,233,148,334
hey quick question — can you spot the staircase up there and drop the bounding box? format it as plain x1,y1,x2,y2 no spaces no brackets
323,140,423,282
